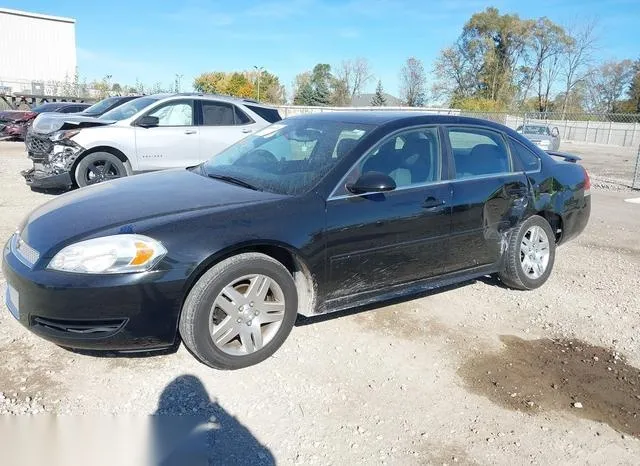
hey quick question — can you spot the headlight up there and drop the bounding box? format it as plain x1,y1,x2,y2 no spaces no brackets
48,234,167,274
538,140,550,147
51,129,81,142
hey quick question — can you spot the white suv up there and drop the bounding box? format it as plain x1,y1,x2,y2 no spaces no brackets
23,93,281,189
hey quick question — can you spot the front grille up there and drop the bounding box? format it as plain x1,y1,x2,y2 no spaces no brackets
26,133,53,157
11,234,40,268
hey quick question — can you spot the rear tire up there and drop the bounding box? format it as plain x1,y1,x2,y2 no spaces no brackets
179,253,298,370
499,215,556,290
74,152,127,188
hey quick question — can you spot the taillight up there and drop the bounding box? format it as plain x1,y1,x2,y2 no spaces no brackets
583,167,591,196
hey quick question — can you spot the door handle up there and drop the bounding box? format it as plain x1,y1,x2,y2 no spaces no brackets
184,129,197,135
242,128,253,133
422,197,445,209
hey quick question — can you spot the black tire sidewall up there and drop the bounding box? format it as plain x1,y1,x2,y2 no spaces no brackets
74,152,127,187
511,216,556,289
186,256,298,370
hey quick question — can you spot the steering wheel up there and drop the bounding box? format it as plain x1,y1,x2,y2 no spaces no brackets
235,149,278,167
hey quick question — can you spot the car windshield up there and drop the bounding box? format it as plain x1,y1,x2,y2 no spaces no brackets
521,125,549,135
203,118,375,195
82,97,122,114
100,96,159,121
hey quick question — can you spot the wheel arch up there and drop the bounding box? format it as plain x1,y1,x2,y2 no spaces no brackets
70,146,133,182
182,241,318,318
535,210,563,243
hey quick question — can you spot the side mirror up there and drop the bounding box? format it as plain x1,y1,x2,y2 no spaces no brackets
136,115,159,128
346,171,396,195
551,127,559,137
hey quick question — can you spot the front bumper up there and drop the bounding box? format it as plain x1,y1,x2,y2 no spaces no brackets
2,236,186,351
22,164,73,189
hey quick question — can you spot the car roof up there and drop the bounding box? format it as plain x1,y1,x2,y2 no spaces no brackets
146,92,277,108
287,111,513,129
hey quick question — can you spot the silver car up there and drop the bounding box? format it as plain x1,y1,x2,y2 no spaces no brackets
516,124,560,151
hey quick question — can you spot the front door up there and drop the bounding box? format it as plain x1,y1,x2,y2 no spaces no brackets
444,126,529,273
133,99,200,170
324,126,451,300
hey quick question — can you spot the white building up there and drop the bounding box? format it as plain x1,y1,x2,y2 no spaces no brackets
0,8,77,95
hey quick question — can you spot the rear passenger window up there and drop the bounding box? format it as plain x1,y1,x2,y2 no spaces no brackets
201,101,235,126
447,128,511,179
509,138,541,172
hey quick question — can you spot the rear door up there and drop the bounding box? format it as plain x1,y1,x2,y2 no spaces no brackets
445,126,528,273
196,100,261,161
133,99,199,170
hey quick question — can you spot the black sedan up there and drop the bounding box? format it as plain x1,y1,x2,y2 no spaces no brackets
2,113,591,369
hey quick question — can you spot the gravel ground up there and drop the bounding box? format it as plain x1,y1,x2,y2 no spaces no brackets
1,141,639,465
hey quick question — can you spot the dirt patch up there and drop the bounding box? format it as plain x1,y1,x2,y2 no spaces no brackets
459,336,640,437
580,241,640,260
357,305,451,340
420,443,479,465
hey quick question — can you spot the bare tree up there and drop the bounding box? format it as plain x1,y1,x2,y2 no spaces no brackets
586,60,635,112
399,57,426,106
337,58,373,102
518,18,571,111
560,21,598,117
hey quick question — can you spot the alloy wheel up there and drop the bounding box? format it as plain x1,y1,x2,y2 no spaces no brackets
209,274,286,356
84,160,122,185
519,225,550,279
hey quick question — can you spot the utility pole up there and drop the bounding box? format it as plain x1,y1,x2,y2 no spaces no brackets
175,74,183,93
254,65,264,102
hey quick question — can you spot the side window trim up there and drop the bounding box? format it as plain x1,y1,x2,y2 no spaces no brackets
232,105,255,126
328,124,442,200
444,125,514,179
137,99,195,127
508,136,542,173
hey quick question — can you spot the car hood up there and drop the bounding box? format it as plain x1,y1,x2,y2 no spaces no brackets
31,113,115,134
20,169,284,255
0,110,33,123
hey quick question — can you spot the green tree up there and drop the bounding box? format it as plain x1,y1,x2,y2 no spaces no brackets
193,72,228,94
310,64,332,106
371,80,387,106
330,77,350,106
294,81,315,105
626,59,640,113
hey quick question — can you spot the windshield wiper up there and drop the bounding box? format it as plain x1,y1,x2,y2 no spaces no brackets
207,173,262,191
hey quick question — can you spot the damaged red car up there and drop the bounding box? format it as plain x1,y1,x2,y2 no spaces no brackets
0,102,90,141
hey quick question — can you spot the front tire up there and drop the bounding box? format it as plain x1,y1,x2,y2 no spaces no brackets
74,152,128,188
499,215,556,290
179,253,298,370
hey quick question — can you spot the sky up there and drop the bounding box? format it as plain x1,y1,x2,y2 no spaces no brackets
3,0,639,100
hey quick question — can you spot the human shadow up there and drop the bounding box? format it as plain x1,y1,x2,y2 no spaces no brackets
151,374,275,466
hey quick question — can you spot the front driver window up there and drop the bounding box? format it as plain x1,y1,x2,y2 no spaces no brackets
340,127,440,192
148,101,193,126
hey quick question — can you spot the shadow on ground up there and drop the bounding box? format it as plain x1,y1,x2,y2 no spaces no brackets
459,336,640,438
152,374,275,466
